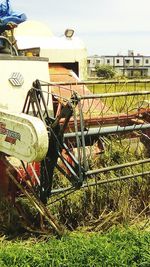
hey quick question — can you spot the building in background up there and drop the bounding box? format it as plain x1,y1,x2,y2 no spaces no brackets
87,51,150,78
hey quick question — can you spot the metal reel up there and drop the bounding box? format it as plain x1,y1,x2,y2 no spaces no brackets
2,79,150,234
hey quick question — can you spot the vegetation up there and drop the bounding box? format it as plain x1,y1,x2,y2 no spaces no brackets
50,137,150,231
88,80,150,94
0,227,149,267
95,65,116,79
87,80,150,115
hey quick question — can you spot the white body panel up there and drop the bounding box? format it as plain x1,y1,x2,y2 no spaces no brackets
0,109,48,162
15,21,88,80
0,55,53,113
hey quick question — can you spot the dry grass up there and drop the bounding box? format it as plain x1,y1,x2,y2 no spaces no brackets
49,137,150,232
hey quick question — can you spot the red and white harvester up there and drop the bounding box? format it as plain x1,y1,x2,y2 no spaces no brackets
0,20,150,234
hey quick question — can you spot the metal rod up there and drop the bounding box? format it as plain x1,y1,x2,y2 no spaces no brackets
78,99,89,171
64,123,150,138
85,158,150,176
80,90,150,100
42,79,150,86
51,186,73,195
82,171,150,188
51,170,150,195
72,105,83,181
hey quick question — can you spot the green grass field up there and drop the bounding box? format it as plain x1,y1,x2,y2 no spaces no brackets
87,80,150,94
0,227,149,267
87,80,150,113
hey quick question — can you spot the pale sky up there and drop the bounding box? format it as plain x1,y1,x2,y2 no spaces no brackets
12,0,150,56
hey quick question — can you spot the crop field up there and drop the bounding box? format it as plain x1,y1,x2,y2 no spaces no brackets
87,80,150,113
88,80,150,94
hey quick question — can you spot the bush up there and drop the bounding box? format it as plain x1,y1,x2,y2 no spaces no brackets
95,65,116,79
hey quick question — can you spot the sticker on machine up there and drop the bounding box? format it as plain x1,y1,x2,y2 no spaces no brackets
0,122,21,144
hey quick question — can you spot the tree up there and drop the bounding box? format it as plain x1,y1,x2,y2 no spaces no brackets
95,65,116,79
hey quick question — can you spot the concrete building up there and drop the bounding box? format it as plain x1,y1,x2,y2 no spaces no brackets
87,51,150,78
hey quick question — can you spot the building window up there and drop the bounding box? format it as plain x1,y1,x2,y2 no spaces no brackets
145,59,149,64
135,59,140,64
96,60,100,64
106,59,110,64
125,59,130,64
116,59,120,64
87,60,90,64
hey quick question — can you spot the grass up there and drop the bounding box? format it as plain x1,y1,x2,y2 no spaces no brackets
88,80,150,94
49,136,150,231
86,80,150,113
0,227,150,267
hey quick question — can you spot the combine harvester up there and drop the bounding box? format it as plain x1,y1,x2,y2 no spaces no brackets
0,1,150,234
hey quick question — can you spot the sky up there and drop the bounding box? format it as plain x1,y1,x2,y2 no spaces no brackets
12,0,150,56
